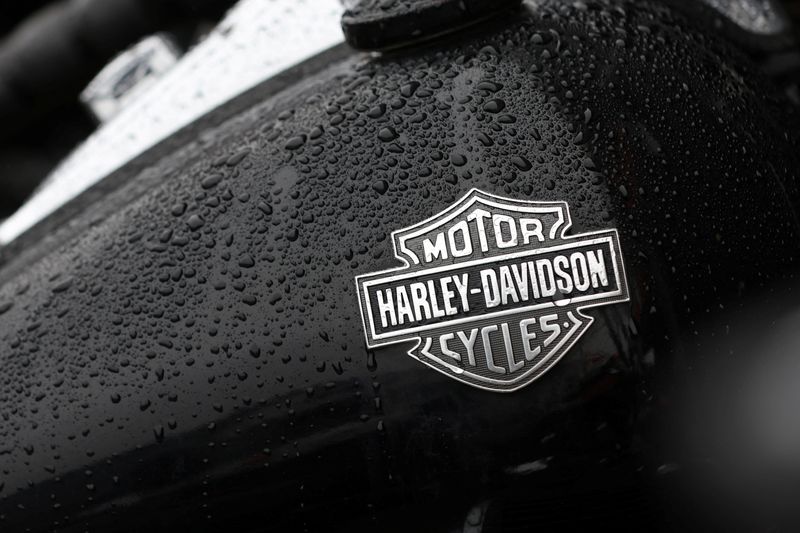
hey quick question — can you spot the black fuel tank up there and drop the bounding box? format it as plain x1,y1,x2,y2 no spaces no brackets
1,1,800,531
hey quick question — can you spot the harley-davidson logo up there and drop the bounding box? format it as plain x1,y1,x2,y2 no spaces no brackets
355,189,629,393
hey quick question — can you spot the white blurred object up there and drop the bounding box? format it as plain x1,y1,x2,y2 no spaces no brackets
80,34,181,123
703,0,787,34
0,0,344,245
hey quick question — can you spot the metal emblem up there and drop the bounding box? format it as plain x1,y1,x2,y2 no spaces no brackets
356,189,629,393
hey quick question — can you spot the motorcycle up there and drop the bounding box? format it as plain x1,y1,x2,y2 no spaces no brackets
1,0,800,530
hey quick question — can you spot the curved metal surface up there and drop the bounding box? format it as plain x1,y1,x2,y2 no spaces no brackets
0,0,798,531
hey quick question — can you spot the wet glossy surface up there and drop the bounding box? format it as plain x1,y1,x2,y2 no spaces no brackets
0,0,800,531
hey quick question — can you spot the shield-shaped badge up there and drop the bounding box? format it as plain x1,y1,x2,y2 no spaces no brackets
355,189,629,392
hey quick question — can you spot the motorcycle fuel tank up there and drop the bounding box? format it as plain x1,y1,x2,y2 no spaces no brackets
1,0,800,531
